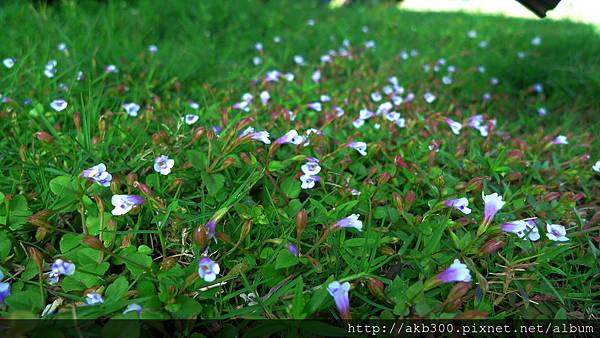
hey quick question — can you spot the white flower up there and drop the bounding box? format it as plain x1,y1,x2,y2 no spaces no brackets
253,56,262,66
105,64,118,74
85,292,104,305
482,192,506,226
183,114,199,125
370,92,382,102
148,45,158,53
294,55,305,66
334,214,363,231
320,95,331,103
154,155,175,175
445,118,462,135
347,142,367,156
531,36,542,46
58,43,68,52
3,58,15,69
546,224,569,242
444,198,471,214
50,99,68,112
592,161,600,173
250,130,271,144
111,195,144,216
353,118,365,129
260,91,270,105
553,135,568,145
300,174,320,189
198,257,220,282
123,102,140,117
189,101,200,110
467,30,477,38
424,92,436,104
442,76,452,85
312,69,321,83
301,161,321,175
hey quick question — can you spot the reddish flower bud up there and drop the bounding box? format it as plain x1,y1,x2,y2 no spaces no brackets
506,172,522,182
394,155,410,170
367,278,386,299
392,192,403,211
377,172,392,185
191,127,206,142
296,208,307,238
479,238,504,256
74,111,80,131
543,192,561,202
404,191,415,211
28,247,44,272
446,282,471,304
34,131,53,143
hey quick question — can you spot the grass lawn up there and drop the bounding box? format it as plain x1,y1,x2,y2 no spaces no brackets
0,0,599,325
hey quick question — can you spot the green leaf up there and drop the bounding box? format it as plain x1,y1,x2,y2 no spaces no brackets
291,277,306,319
275,249,298,269
7,195,32,230
105,276,129,302
173,296,203,319
187,150,207,170
0,230,12,257
60,234,84,253
4,290,44,315
281,176,300,199
201,172,225,197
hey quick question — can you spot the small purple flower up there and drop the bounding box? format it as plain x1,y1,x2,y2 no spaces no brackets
123,303,142,315
111,195,144,216
546,224,569,242
437,259,472,283
198,257,220,282
81,163,112,187
442,76,452,85
265,70,281,82
0,270,10,303
123,102,140,117
154,155,174,175
189,101,200,110
300,174,320,189
553,135,568,145
50,99,68,112
327,281,351,319
148,45,158,53
333,214,363,232
204,219,217,239
0,282,11,303
482,192,506,226
51,258,76,276
275,129,304,145
287,243,297,257
183,114,199,125
532,83,544,93
320,95,331,103
260,91,270,105
501,220,540,241
444,198,471,214
538,107,547,116
346,142,367,156
250,131,271,144
445,118,462,135
47,258,76,284
85,292,104,305
312,69,321,83
360,108,374,120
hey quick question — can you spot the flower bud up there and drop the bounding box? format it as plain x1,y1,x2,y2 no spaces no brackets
392,192,403,211
378,246,396,255
134,181,153,196
194,225,209,249
506,172,522,182
82,235,106,251
191,127,206,142
446,282,471,304
28,247,43,272
34,131,53,143
377,172,392,186
240,152,251,165
167,178,183,193
74,111,80,131
367,278,386,300
543,191,561,202
394,155,409,170
479,238,504,256
296,208,307,238
404,191,415,211
126,172,138,186
466,176,486,193
236,115,255,131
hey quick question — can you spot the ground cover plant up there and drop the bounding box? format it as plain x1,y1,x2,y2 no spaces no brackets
0,0,599,327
